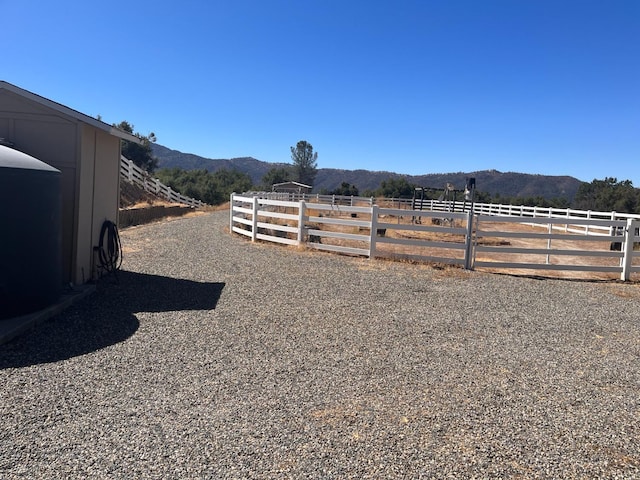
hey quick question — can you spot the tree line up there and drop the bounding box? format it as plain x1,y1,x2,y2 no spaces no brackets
151,170,640,214
117,122,640,213
345,176,640,213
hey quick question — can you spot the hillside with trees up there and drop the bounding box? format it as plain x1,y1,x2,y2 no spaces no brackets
154,168,252,205
572,178,640,213
152,144,287,184
148,144,640,213
151,143,582,200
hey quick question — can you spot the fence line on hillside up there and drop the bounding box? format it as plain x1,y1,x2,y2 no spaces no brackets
120,156,206,208
230,193,640,281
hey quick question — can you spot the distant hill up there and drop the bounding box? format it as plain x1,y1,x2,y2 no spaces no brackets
152,144,583,200
152,144,288,184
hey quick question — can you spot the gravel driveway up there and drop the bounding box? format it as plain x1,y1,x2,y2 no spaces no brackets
1,210,639,479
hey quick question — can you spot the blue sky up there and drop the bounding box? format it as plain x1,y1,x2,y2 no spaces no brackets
3,0,639,186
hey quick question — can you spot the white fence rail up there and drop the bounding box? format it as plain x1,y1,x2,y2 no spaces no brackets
120,156,206,208
473,215,636,275
253,192,640,224
231,193,640,281
374,207,473,267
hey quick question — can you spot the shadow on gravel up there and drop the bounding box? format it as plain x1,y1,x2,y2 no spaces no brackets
0,270,225,369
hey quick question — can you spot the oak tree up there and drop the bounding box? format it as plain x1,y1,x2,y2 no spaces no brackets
116,120,158,173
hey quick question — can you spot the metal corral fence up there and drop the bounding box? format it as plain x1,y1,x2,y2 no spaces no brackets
120,156,206,208
231,193,640,281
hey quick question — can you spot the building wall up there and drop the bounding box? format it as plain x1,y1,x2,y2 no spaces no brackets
0,89,121,286
78,125,120,282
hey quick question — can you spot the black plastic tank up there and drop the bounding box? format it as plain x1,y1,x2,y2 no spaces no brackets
0,144,62,319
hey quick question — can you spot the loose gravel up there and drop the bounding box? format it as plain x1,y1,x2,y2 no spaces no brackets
1,210,639,479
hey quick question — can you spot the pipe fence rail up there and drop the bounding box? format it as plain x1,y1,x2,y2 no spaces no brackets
231,192,640,281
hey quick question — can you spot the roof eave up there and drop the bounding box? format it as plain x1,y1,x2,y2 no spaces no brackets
0,80,142,144
272,181,313,189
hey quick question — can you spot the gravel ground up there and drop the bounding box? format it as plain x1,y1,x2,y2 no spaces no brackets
1,210,640,479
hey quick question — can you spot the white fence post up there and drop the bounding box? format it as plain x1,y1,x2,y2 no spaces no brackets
297,200,306,245
621,218,636,281
229,192,235,233
369,204,379,258
251,196,259,242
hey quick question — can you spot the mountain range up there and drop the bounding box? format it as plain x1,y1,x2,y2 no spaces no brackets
151,143,582,200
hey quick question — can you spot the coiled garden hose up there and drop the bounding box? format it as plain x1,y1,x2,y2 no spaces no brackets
97,220,122,276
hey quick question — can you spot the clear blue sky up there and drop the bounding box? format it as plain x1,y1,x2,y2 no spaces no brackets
3,0,639,185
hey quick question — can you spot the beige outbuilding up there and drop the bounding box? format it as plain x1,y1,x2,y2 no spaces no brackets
272,181,312,194
0,81,139,286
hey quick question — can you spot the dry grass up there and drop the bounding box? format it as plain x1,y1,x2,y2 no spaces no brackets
127,200,178,209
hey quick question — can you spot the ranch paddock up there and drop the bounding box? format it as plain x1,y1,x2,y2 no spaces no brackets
3,210,639,478
231,193,640,282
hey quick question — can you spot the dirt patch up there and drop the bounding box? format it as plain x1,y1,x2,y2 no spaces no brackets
606,283,640,299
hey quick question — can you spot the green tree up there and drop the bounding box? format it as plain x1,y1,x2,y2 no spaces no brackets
116,120,158,172
573,177,639,213
260,166,293,191
329,182,359,196
155,167,253,205
474,191,493,203
290,140,318,186
211,169,254,202
374,177,416,198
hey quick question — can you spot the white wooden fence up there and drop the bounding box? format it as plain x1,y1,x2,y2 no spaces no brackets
230,193,640,281
473,215,638,278
274,192,639,222
120,156,206,208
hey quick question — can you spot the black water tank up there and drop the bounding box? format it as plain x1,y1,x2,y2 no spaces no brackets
0,144,62,319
